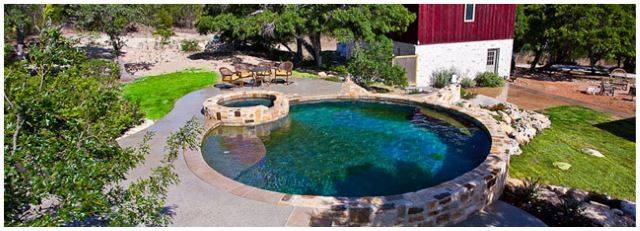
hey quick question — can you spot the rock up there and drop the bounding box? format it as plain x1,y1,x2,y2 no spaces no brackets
582,201,613,226
514,134,530,145
567,188,589,202
318,71,327,77
580,201,635,227
582,148,605,158
612,209,624,216
553,162,571,170
509,110,522,121
499,122,515,136
498,111,512,124
547,185,570,195
537,187,563,206
621,200,636,219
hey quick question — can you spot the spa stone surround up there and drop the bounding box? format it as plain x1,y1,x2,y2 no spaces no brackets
202,90,289,129
191,85,511,227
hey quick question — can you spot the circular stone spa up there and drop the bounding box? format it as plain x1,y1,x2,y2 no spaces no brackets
190,90,510,227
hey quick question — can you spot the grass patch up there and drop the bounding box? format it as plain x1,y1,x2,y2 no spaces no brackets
122,69,218,120
509,106,636,200
292,70,318,78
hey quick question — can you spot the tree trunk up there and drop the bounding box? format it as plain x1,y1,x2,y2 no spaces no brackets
588,50,598,74
309,32,322,67
15,28,26,60
529,48,544,71
623,56,635,73
294,37,304,64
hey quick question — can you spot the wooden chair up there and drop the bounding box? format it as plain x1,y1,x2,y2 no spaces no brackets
219,67,243,86
274,61,293,84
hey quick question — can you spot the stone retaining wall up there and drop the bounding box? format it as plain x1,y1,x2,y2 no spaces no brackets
202,91,289,130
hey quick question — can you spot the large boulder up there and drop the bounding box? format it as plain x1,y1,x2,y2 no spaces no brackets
621,200,636,219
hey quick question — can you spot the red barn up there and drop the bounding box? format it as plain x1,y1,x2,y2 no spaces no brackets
390,4,517,87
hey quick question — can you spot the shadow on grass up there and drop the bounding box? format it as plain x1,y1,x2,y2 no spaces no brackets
594,117,635,142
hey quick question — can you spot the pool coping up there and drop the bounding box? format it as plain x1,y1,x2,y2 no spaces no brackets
186,93,512,226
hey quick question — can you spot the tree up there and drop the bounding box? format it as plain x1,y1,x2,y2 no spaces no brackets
4,27,195,226
196,4,415,67
515,4,636,72
347,36,407,87
70,5,139,55
4,5,45,59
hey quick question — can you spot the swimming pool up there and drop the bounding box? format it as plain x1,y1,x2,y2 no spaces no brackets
202,100,491,197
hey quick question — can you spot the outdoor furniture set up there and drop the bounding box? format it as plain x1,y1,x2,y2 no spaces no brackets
585,68,635,99
219,61,293,87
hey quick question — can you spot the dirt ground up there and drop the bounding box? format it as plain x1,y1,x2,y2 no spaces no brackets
62,28,339,81
512,76,635,117
469,75,635,118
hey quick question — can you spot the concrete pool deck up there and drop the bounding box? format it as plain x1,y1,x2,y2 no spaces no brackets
117,77,545,226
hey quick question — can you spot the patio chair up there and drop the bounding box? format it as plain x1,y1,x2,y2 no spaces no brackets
233,64,254,79
274,61,293,84
609,68,630,92
219,67,243,86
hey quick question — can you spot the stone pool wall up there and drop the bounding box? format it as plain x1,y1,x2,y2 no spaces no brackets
203,91,289,129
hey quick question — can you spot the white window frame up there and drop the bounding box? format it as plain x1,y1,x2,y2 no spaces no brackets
464,4,475,22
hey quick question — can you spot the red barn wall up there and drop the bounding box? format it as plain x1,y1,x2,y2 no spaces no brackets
417,4,516,45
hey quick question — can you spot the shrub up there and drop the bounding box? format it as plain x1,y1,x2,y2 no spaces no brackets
432,68,456,88
330,64,349,74
77,59,120,79
459,76,476,88
180,39,200,52
4,27,185,226
475,71,505,87
347,36,408,87
460,88,477,100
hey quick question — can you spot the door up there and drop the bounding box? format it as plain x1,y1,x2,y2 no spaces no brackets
392,55,418,86
486,48,499,74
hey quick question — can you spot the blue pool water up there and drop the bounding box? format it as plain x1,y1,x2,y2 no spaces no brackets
222,97,274,107
202,100,491,197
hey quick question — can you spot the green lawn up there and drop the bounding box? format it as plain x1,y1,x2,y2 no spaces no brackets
509,106,636,200
292,70,318,78
122,69,218,120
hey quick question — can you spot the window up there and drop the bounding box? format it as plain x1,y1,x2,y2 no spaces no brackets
486,48,500,73
464,4,475,22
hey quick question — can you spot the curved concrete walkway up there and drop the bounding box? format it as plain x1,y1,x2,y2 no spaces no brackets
118,77,545,226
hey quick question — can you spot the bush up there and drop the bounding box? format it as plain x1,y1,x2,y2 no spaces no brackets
475,71,505,87
347,36,408,87
330,64,349,74
460,88,477,99
459,76,476,88
432,68,456,88
4,27,184,226
180,39,200,52
77,59,120,79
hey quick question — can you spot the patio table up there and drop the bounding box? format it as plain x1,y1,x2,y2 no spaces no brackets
251,66,272,87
